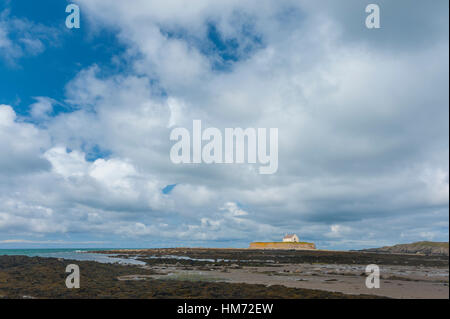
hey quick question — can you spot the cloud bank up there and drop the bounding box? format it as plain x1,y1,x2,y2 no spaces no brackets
0,0,448,249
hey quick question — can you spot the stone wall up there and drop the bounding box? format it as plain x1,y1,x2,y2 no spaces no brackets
249,242,316,250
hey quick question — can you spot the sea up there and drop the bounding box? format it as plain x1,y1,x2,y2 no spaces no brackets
0,248,146,265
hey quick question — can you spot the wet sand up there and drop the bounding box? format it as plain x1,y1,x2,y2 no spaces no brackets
143,263,448,299
108,248,449,299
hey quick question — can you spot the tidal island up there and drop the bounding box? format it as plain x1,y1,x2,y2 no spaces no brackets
249,234,316,250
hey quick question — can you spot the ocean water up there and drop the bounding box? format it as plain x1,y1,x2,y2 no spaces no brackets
0,248,145,265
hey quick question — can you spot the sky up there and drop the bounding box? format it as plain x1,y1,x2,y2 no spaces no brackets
0,0,448,250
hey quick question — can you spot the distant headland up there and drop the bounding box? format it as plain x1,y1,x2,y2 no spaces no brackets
358,241,449,256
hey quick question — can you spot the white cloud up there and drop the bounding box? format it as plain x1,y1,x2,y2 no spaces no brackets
0,105,51,175
0,9,58,64
44,147,88,178
0,239,108,244
29,97,56,120
221,202,248,217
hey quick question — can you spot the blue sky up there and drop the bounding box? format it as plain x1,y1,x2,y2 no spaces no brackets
0,0,125,116
0,0,448,249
